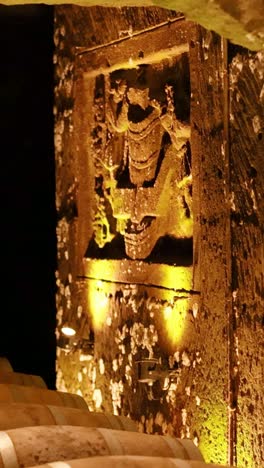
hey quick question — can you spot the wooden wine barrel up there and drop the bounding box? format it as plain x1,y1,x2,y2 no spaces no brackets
0,426,203,468
0,372,46,388
0,385,87,409
0,403,137,431
33,456,231,468
0,359,13,373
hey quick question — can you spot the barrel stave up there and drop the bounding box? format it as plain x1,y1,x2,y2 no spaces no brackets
0,426,203,468
0,373,46,388
0,359,13,373
0,403,137,432
29,456,232,468
0,384,87,409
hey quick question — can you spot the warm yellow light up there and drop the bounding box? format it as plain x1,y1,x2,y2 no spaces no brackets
197,401,228,465
160,264,192,291
91,291,109,330
99,296,108,308
164,305,173,320
157,264,192,346
162,299,189,346
61,325,76,337
86,260,118,330
89,288,109,330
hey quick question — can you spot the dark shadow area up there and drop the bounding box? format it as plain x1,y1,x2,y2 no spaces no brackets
86,234,193,266
0,5,56,389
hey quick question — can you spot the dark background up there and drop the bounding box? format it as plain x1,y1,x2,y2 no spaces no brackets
0,5,56,388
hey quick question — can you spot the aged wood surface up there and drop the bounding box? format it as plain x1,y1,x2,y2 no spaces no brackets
54,8,93,352
83,259,193,291
3,0,264,50
55,4,197,447
56,5,180,49
54,5,183,277
76,18,189,77
54,6,264,467
229,49,264,468
189,26,230,465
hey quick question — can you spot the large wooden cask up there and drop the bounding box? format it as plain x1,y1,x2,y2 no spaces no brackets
33,456,231,468
0,426,203,467
0,385,87,409
0,373,46,388
0,359,13,373
0,403,137,431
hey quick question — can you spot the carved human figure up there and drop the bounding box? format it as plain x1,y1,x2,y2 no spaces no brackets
91,62,192,260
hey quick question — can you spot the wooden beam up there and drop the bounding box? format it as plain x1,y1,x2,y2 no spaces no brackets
83,258,194,293
76,18,191,77
229,47,264,468
189,24,231,465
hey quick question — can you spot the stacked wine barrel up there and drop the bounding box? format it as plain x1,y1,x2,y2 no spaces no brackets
0,357,231,468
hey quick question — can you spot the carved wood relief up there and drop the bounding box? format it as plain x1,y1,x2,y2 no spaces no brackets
87,57,192,263
73,20,194,284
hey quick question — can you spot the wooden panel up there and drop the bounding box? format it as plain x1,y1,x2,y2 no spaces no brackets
188,26,230,465
55,5,180,49
229,49,264,468
83,259,193,291
55,8,264,467
77,18,190,77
